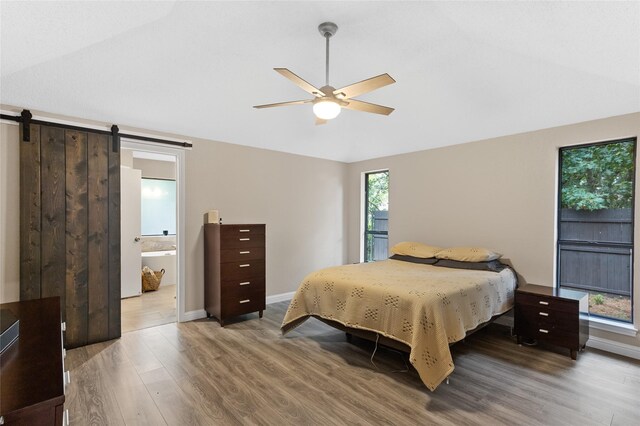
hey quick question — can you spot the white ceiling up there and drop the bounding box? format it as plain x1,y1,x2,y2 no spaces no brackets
1,1,638,163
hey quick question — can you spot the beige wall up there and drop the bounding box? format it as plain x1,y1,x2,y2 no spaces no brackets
0,121,348,313
0,122,20,303
347,112,640,347
183,137,347,310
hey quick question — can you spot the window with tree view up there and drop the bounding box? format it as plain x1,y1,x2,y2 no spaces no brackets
364,170,389,262
558,138,636,322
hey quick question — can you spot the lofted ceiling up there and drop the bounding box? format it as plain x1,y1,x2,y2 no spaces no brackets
1,1,638,163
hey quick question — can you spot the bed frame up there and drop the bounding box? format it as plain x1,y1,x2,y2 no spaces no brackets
313,309,511,354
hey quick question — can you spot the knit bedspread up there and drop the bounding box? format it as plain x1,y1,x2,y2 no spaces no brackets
281,259,516,390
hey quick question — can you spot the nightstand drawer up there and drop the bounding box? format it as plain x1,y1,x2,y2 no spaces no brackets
220,260,265,280
220,247,265,263
530,327,580,348
516,292,576,313
220,233,265,249
516,304,578,333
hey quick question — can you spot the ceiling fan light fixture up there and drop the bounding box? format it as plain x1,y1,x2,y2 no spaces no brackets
253,21,395,124
313,100,341,120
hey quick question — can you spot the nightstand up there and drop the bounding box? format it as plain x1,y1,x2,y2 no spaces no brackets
514,284,589,360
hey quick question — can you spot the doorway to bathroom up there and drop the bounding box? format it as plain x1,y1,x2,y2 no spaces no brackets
120,140,186,333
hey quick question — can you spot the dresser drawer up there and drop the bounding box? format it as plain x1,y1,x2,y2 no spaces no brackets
222,287,266,317
220,260,265,280
516,292,576,313
221,232,265,249
220,247,265,263
222,279,265,300
221,277,265,293
516,304,578,333
221,224,265,237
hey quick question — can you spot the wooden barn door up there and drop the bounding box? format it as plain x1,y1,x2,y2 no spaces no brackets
20,122,121,348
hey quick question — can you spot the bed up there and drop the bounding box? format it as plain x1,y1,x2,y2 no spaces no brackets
281,256,517,391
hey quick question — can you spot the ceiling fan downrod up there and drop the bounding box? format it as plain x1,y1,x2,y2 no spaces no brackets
318,22,338,87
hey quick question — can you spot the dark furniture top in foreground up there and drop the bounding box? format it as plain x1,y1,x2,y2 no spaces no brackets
514,284,589,360
0,297,66,425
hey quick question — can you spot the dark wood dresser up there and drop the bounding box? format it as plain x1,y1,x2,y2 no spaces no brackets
514,284,589,359
0,297,69,425
204,224,266,326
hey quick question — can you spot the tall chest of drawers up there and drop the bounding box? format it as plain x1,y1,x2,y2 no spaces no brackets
514,284,589,360
204,224,266,326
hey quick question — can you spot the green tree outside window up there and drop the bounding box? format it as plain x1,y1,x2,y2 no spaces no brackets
561,141,634,211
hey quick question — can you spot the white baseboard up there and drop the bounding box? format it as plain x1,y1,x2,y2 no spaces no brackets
182,309,207,322
266,291,295,305
587,335,640,360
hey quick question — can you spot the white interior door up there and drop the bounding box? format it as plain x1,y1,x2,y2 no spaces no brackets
121,166,142,298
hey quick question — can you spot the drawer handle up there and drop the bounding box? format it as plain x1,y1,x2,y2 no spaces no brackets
61,321,66,331
539,312,549,317
239,229,250,232
240,251,250,254
539,301,549,306
239,281,251,286
63,409,70,426
63,348,67,358
539,329,549,334
240,299,250,304
239,264,250,268
239,238,250,241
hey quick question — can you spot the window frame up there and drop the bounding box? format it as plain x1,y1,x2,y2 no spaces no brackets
363,170,389,263
556,137,637,323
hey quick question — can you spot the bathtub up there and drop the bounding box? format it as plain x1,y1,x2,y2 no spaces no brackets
141,250,176,286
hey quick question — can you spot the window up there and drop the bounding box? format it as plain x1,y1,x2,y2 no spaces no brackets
364,170,389,262
557,138,636,322
141,178,176,235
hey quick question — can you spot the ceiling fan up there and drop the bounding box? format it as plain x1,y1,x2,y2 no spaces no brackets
254,22,396,125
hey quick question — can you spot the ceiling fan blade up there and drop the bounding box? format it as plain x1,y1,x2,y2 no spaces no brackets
342,99,395,116
315,117,327,126
274,68,323,97
253,99,313,109
334,73,396,99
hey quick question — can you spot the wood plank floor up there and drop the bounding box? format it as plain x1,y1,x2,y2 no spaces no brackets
66,301,640,425
121,284,176,333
